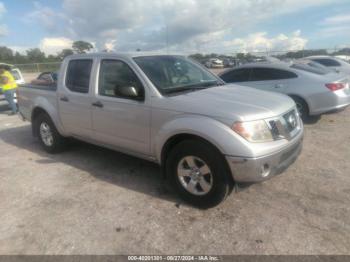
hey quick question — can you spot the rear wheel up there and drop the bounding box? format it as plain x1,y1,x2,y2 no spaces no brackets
34,113,67,153
166,140,232,208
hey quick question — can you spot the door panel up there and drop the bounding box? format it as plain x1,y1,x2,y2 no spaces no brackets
246,80,286,93
246,67,296,93
58,59,94,138
92,99,150,154
91,59,151,155
58,93,93,138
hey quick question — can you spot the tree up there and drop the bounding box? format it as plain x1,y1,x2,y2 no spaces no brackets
26,48,46,62
13,52,27,64
58,48,74,60
0,46,14,62
332,48,350,56
72,41,93,54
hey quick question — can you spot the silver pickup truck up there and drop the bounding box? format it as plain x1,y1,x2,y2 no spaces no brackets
18,53,304,208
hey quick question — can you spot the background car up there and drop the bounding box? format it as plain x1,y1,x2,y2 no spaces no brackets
223,58,236,68
219,62,350,120
205,58,224,68
306,56,350,75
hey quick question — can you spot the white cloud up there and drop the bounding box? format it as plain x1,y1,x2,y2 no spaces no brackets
9,46,31,55
0,24,7,36
104,40,117,51
0,2,7,37
40,37,74,55
0,2,6,17
322,14,350,25
318,13,350,38
208,31,308,53
25,0,343,52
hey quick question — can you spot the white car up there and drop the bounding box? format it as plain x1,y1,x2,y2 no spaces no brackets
205,58,224,68
0,64,25,104
219,62,350,120
306,56,350,75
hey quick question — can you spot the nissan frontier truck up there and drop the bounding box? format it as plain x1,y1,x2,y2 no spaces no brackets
18,53,303,208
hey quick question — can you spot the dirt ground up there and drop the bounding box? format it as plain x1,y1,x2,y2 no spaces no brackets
0,101,349,255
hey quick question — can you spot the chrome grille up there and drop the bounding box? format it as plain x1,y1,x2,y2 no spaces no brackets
267,109,301,141
269,120,281,140
283,110,298,133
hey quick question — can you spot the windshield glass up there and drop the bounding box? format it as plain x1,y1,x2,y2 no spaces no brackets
10,69,21,80
134,55,222,94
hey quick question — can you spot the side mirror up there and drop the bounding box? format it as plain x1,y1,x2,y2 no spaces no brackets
114,86,144,100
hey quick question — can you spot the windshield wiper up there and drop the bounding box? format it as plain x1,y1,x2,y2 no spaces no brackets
164,80,222,94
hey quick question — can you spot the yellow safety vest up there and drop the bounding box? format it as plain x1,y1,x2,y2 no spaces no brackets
1,71,17,91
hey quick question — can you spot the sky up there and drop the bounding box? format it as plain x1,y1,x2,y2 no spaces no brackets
1,0,350,55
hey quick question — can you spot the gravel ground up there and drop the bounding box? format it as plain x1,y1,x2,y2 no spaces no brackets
0,101,349,255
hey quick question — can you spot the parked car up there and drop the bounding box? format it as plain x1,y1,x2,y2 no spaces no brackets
18,53,303,208
306,56,350,75
219,62,350,119
31,72,58,86
223,58,235,68
334,55,350,63
205,58,224,68
0,63,25,103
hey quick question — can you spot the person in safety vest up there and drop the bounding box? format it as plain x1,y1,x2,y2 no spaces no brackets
0,65,18,115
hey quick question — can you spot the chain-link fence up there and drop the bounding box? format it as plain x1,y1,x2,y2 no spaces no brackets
13,62,61,73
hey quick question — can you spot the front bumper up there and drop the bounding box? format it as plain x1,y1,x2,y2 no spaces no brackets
226,133,303,183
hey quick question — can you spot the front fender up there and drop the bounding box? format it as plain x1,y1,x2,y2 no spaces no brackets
153,115,253,163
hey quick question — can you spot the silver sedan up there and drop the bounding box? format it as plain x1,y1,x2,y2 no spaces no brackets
219,62,350,120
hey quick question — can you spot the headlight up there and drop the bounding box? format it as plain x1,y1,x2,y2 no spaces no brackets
232,120,273,143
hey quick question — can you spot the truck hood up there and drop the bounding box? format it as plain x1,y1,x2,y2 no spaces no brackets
155,84,295,122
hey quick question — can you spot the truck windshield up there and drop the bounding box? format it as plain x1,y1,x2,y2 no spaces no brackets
134,55,223,94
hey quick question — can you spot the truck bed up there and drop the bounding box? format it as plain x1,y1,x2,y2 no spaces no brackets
19,83,57,92
18,83,58,122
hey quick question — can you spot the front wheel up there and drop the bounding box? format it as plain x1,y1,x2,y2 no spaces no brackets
34,113,67,153
291,96,309,121
166,140,232,208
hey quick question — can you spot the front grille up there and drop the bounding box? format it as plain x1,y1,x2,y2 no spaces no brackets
268,109,300,141
269,120,281,139
283,110,298,133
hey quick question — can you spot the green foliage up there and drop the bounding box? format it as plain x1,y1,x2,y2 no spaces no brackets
333,48,350,56
58,49,74,60
278,49,328,59
0,46,14,62
72,41,94,54
0,40,94,65
26,48,46,63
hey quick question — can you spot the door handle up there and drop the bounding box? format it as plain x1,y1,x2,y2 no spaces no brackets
275,84,284,89
92,101,104,108
60,96,69,102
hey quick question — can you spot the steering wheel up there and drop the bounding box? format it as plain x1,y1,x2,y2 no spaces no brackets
175,75,190,84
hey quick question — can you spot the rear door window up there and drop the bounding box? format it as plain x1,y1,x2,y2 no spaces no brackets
220,68,251,83
312,58,341,67
65,59,93,93
250,68,297,81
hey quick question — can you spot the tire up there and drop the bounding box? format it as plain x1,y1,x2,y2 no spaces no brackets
291,96,309,121
33,113,67,154
166,139,232,209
